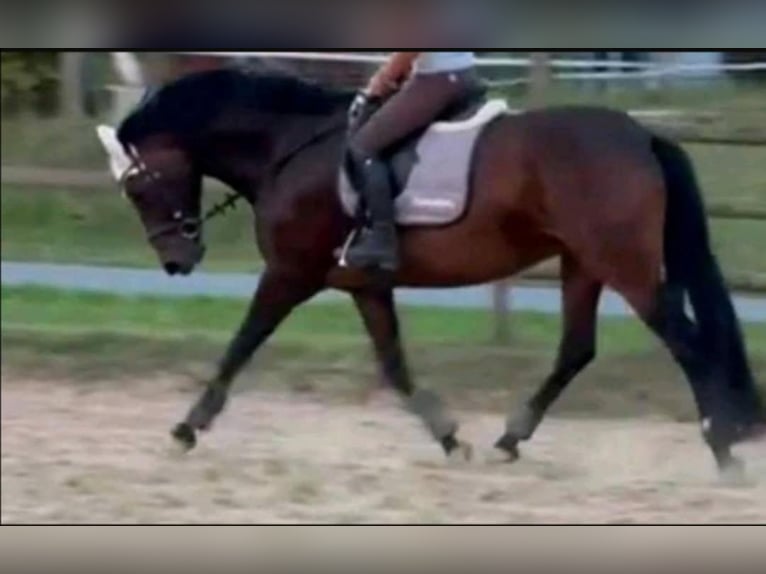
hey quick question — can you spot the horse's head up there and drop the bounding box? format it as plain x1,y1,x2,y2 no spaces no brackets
97,125,205,276
97,68,351,275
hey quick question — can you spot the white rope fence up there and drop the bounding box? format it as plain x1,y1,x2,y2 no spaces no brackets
173,52,766,91
177,51,766,74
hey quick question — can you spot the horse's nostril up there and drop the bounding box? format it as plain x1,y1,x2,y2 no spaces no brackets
164,262,180,276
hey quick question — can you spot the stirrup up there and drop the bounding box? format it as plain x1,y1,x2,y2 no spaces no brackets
337,228,361,268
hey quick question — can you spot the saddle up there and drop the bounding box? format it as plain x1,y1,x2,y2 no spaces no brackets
339,96,509,228
387,90,487,190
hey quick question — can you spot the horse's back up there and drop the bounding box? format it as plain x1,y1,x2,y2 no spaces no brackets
476,105,658,203
469,103,665,254
515,105,651,150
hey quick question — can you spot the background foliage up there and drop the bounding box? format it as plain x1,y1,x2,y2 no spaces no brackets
1,51,60,114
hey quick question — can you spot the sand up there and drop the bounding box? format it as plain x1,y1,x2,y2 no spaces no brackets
2,376,765,524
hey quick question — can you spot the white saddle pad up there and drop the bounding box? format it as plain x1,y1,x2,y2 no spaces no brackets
339,99,509,227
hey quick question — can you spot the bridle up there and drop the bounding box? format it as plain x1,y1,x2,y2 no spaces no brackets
123,119,347,244
119,152,241,243
146,192,242,243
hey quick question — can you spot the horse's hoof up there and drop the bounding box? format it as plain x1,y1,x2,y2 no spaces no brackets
171,422,197,452
719,457,748,487
458,439,475,463
491,434,521,464
447,439,474,465
506,405,540,442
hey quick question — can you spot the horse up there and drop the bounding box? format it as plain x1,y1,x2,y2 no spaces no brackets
96,67,764,475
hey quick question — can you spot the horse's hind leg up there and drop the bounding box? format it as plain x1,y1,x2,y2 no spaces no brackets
641,283,708,417
352,289,471,461
636,283,744,474
615,271,742,474
495,255,603,461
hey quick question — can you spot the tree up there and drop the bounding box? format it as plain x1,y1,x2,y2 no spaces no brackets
1,51,59,115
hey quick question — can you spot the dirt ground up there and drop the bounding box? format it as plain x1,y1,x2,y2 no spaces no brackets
2,376,766,524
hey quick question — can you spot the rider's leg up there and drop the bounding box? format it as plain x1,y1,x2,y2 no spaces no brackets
345,70,481,271
345,150,399,271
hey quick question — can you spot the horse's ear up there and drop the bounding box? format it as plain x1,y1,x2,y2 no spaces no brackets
96,125,132,184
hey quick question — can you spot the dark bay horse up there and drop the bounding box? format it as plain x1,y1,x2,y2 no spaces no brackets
97,68,764,474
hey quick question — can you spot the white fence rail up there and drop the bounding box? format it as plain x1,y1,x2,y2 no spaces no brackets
171,51,766,90
176,51,766,73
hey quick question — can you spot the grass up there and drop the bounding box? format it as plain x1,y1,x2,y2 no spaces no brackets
0,184,261,272
1,285,646,350
1,115,109,170
3,286,766,420
497,79,766,116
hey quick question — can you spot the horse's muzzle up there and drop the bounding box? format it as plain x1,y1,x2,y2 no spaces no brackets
161,242,206,276
164,262,194,276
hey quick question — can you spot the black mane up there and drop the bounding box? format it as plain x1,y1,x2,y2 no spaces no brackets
117,67,353,145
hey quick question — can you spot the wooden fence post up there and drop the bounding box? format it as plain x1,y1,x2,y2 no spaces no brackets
492,281,512,343
60,52,84,118
491,52,551,344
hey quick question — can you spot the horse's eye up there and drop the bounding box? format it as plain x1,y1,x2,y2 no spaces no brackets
180,220,201,239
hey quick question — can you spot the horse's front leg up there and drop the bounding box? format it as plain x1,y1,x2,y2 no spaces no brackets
352,289,472,461
495,258,602,461
172,269,320,450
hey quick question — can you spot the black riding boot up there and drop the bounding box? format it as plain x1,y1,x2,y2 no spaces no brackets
345,156,399,272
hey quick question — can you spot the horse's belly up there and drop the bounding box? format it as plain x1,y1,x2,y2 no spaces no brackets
395,226,557,288
326,225,554,292
396,252,549,289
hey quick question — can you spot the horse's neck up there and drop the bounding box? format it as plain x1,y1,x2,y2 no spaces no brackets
202,152,261,204
201,111,347,203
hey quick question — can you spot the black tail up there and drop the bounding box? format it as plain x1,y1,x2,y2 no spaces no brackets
652,135,764,434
